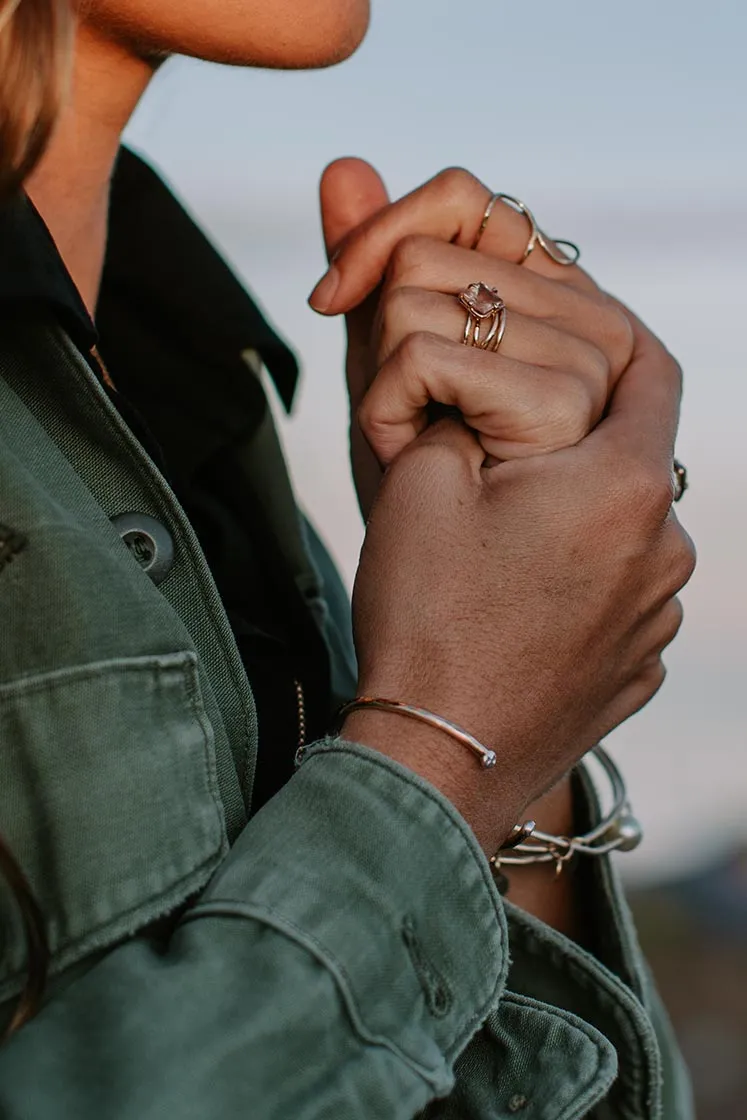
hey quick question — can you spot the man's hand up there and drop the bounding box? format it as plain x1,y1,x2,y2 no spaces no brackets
345,311,695,854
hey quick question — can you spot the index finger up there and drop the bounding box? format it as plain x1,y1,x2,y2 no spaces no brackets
312,166,593,315
586,305,682,469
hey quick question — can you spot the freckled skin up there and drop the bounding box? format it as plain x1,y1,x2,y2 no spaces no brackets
80,0,372,69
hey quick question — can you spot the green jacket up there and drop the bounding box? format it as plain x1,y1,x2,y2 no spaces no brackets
0,151,693,1118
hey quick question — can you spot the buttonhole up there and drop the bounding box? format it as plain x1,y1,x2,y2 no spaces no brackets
0,523,27,573
402,915,453,1019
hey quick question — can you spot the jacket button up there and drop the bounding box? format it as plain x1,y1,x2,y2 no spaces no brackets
111,513,174,585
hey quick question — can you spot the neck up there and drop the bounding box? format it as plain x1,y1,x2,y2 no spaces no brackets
26,23,154,318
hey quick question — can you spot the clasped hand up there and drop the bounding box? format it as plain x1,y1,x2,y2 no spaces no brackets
309,159,695,851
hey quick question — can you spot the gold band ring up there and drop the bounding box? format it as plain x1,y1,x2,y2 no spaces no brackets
473,192,581,267
458,283,507,353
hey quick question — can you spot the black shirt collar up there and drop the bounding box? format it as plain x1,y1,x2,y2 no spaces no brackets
0,192,96,352
100,147,298,412
0,146,299,413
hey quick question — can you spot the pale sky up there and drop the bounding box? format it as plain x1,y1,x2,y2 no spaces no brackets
128,0,745,201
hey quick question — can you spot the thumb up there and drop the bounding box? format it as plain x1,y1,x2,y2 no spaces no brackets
319,157,390,260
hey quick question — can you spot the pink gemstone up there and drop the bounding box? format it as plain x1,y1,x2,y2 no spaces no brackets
460,282,504,318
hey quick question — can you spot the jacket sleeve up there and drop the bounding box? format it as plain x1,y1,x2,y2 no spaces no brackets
0,741,509,1120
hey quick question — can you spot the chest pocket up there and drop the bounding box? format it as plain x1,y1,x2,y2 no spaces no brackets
0,651,226,1003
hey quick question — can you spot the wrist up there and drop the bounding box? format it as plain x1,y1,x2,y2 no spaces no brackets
523,775,575,837
340,708,525,854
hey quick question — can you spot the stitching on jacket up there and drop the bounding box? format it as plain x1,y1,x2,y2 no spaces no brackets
302,741,509,1043
0,523,27,572
508,916,654,1120
190,748,509,1065
0,651,197,698
402,915,453,1019
56,330,257,805
499,993,617,1120
184,898,453,1093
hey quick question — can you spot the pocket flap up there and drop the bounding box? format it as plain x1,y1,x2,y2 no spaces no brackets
0,652,226,999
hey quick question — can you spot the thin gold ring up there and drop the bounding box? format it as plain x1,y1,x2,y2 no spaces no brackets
473,192,581,267
457,282,507,352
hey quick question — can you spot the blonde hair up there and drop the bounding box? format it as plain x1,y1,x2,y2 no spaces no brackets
0,0,71,199
0,0,68,1036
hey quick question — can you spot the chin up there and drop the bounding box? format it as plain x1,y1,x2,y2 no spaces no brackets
219,0,372,71
275,0,372,69
91,0,371,72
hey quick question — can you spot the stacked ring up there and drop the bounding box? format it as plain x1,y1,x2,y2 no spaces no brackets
458,282,508,352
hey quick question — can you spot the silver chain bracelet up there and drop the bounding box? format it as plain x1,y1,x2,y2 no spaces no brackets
492,743,643,878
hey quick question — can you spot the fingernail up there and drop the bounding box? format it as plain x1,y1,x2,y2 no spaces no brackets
308,264,340,312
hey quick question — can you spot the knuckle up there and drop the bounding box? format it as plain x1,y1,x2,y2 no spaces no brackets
388,235,431,283
356,393,375,437
659,597,685,646
591,345,611,385
397,329,437,372
600,303,635,373
582,346,612,405
664,526,697,590
435,166,482,203
642,658,668,695
653,345,684,399
621,658,667,719
550,373,597,445
620,462,675,523
667,352,684,395
380,283,417,334
356,394,390,456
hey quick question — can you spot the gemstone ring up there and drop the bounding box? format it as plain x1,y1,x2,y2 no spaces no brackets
457,282,508,352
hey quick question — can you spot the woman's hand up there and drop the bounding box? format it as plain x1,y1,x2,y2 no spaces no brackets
311,159,633,514
364,238,632,465
344,312,695,853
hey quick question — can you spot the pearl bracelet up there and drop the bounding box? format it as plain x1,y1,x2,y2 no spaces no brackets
492,744,643,878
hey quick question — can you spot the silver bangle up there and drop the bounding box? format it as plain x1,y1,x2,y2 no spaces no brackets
336,696,500,769
330,696,537,847
491,743,643,878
